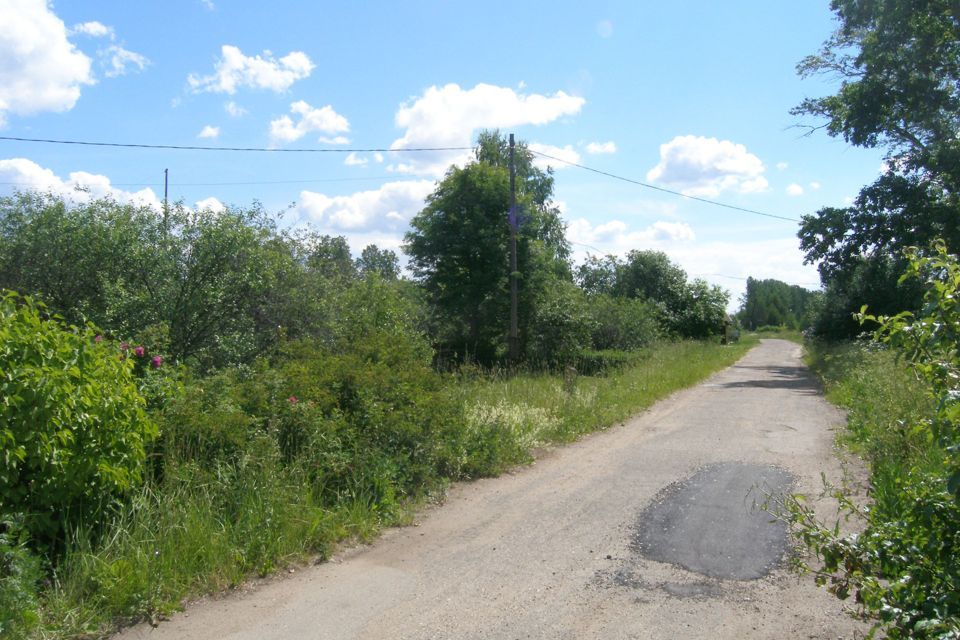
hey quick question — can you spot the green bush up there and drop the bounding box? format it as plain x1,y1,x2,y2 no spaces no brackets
587,294,660,352
0,516,42,640
791,242,960,637
0,291,156,546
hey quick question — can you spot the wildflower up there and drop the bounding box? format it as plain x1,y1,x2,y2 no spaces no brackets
151,355,163,369
120,342,129,351
94,334,103,343
287,396,298,405
134,346,145,357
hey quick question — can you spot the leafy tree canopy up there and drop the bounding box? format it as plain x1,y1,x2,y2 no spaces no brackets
795,0,960,336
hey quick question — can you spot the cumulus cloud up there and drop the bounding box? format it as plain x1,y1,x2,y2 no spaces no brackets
72,21,113,38
776,161,788,171
269,100,350,145
102,45,149,77
0,157,161,208
197,125,220,139
809,181,821,190
298,180,434,230
566,217,696,253
0,0,94,126
529,143,580,170
786,183,804,196
344,152,368,166
194,196,225,212
224,100,247,117
188,45,314,94
585,141,617,154
646,135,768,197
389,83,586,176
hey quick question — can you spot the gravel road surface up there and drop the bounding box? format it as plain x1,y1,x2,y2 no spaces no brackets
116,339,866,639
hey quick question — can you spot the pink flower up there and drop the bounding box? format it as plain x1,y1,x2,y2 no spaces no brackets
151,356,163,369
94,335,103,343
134,346,145,358
120,342,129,351
287,396,298,405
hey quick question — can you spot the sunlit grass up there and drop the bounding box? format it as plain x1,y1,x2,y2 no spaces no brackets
35,338,757,639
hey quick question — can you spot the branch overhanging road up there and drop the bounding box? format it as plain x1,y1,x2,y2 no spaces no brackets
117,339,866,639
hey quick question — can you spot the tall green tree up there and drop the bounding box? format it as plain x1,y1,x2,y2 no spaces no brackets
795,0,960,336
404,131,571,364
737,277,819,330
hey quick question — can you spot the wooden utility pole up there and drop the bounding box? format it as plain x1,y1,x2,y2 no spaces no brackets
163,168,169,229
508,134,519,362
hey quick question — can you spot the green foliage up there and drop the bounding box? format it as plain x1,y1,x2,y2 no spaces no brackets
355,244,400,280
795,0,960,337
0,516,42,640
0,292,156,546
523,280,593,369
791,243,960,637
737,277,819,331
404,130,572,365
586,294,661,352
575,250,729,339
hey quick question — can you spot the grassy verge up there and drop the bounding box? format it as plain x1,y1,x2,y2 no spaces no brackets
805,340,936,473
455,339,758,473
26,338,755,639
799,339,959,636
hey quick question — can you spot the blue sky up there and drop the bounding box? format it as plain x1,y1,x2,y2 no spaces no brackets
0,0,886,308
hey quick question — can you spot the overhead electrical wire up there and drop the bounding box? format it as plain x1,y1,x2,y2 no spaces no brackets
0,176,399,188
528,149,802,223
0,135,473,154
0,134,802,223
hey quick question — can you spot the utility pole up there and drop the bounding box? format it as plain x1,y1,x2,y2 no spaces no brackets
508,134,519,363
163,168,169,230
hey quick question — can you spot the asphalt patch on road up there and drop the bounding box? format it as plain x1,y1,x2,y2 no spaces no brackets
632,462,793,580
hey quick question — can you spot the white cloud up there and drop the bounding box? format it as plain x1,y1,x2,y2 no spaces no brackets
776,161,788,171
809,181,821,190
786,183,804,196
566,217,696,254
0,158,161,209
224,100,247,117
102,45,149,77
646,135,768,197
200,0,215,10
389,83,586,176
298,180,434,231
373,152,384,163
188,45,314,94
318,135,350,145
585,141,617,154
72,21,113,38
197,125,220,139
195,196,225,212
269,100,350,145
344,152,368,166
596,20,614,38
0,0,94,126
529,143,580,170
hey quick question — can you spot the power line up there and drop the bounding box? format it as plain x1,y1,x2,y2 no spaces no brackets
0,175,400,188
528,149,801,223
0,135,472,154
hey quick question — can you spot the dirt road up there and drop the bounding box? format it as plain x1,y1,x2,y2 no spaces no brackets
117,339,866,639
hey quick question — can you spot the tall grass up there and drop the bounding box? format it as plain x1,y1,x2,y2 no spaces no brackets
29,338,755,639
456,339,757,472
806,340,937,473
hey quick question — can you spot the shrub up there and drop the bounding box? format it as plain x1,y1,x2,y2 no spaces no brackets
0,292,156,546
0,516,42,640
